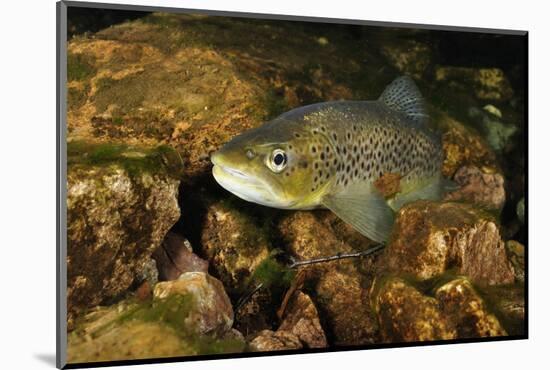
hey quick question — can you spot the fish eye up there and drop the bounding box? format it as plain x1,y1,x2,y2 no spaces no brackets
269,149,287,173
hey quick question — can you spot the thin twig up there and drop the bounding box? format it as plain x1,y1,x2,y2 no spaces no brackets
289,244,385,269
235,282,264,313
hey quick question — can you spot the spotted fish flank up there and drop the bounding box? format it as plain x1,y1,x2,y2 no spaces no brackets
211,76,453,243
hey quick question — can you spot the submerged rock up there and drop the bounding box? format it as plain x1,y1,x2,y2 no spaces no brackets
373,276,509,342
200,198,272,294
445,165,505,210
153,232,209,281
374,277,457,342
154,272,234,335
435,277,507,338
65,12,525,352
249,330,302,352
434,109,500,178
68,271,244,363
435,66,514,101
68,320,195,363
383,201,515,286
66,142,182,320
505,240,525,283
278,292,327,348
66,13,398,181
381,39,432,80
469,106,518,152
278,211,379,346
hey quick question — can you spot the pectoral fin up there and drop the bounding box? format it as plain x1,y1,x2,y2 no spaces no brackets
322,183,394,243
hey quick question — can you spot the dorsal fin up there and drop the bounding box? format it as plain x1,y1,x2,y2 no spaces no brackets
378,76,428,126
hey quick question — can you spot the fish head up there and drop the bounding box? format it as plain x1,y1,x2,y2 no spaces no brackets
211,118,326,209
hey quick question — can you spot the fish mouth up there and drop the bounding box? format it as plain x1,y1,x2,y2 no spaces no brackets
211,153,295,208
215,164,250,181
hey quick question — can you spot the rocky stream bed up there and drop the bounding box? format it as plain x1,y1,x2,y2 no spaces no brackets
65,12,525,362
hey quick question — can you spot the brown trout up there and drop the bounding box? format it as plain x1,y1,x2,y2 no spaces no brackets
211,76,452,243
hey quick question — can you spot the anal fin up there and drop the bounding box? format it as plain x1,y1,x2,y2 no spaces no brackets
322,183,394,243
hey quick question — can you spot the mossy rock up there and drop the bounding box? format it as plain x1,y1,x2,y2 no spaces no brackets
68,272,245,363
66,141,182,322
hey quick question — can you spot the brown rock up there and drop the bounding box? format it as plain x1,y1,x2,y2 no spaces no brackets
278,211,379,346
433,109,499,178
67,159,180,319
249,330,302,352
435,66,514,101
384,201,515,286
445,165,506,210
374,277,457,342
153,232,209,281
381,39,432,80
200,198,271,294
66,13,395,181
505,240,525,283
279,292,327,348
435,278,507,338
482,284,525,335
153,272,234,335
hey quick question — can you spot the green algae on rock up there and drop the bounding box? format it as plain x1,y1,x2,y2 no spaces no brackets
153,272,234,335
68,272,244,363
66,141,182,324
